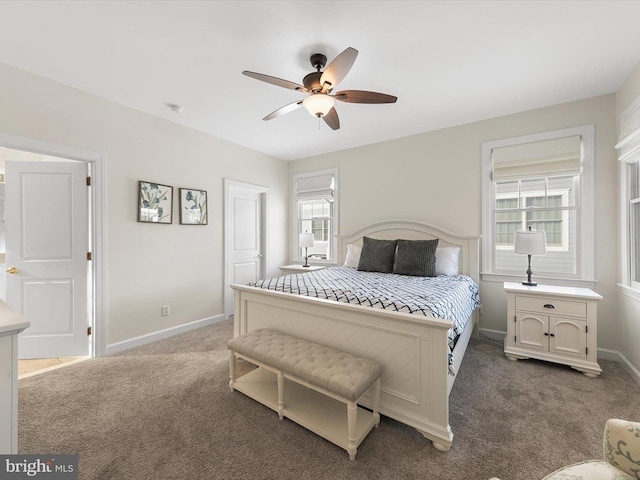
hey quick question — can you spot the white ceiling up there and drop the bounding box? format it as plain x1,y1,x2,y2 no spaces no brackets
1,1,640,161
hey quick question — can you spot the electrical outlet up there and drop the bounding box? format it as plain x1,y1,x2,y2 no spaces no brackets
161,305,170,316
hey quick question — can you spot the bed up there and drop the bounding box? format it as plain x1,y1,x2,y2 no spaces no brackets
232,220,481,451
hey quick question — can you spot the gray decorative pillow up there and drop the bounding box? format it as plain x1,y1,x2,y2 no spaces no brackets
357,237,398,273
393,239,439,276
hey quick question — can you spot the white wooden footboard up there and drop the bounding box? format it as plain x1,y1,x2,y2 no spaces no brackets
233,284,456,450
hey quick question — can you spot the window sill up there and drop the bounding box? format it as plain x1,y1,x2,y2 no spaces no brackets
618,283,640,302
481,272,597,289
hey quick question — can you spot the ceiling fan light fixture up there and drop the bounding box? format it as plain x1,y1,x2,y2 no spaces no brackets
302,93,335,118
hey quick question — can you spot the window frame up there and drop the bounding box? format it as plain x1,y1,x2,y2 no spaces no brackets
481,125,595,287
617,94,640,296
292,169,338,264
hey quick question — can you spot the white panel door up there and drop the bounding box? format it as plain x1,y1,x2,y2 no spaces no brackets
5,161,89,359
225,182,265,318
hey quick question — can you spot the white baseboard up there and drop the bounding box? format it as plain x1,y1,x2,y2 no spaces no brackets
106,314,226,356
600,348,640,387
478,328,505,343
478,328,640,386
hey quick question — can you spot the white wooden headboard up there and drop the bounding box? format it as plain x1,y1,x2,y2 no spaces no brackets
336,220,480,284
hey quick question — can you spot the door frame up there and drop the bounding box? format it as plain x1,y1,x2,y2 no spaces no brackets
0,132,106,358
223,178,268,319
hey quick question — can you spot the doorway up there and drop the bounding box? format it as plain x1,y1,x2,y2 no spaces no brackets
224,179,268,319
0,132,106,361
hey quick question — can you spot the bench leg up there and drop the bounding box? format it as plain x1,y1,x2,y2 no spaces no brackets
372,378,381,427
228,351,236,391
277,372,285,420
347,401,357,460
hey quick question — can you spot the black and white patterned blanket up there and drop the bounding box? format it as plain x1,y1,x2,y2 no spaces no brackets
251,266,481,365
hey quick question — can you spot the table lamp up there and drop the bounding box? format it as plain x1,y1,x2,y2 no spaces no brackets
514,226,547,286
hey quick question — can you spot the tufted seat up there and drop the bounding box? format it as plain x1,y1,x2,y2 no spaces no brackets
227,328,382,402
228,328,382,460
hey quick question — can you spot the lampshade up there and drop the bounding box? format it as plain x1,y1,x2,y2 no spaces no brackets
302,94,335,118
514,227,547,255
299,232,315,248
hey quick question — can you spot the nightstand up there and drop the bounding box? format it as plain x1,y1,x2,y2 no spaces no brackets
279,264,327,275
503,282,603,377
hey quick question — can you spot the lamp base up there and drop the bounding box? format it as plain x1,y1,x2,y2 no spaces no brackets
521,281,538,286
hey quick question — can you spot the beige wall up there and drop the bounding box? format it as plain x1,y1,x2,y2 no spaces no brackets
290,95,620,352
0,63,288,346
615,61,640,376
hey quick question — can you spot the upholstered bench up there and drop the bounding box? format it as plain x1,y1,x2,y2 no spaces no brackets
228,328,382,460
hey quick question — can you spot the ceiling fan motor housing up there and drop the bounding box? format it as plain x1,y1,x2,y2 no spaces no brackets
303,71,323,92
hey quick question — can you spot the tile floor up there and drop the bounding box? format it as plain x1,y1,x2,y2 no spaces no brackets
18,356,90,379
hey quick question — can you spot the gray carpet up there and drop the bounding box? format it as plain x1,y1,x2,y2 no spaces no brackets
18,319,640,480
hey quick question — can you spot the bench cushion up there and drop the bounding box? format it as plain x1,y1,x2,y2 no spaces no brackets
228,329,382,401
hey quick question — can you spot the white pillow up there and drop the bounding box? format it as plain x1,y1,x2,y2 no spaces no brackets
435,247,460,276
343,243,362,268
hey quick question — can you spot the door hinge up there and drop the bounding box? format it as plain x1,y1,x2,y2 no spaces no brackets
585,347,588,355
585,325,588,333
86,176,92,186
87,252,92,261
514,335,517,342
87,326,92,336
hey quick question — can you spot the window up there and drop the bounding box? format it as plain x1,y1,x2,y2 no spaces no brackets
293,170,337,263
482,126,595,285
496,182,573,251
616,97,640,292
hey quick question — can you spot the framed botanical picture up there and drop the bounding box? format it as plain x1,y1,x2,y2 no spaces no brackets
138,181,173,224
179,188,208,225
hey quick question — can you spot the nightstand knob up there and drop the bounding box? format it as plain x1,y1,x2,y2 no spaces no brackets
543,304,555,309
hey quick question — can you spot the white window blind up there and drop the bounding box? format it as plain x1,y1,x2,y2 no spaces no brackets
294,173,335,199
492,136,581,180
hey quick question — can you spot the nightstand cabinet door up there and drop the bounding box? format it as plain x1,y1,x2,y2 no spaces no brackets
515,312,548,352
550,317,587,359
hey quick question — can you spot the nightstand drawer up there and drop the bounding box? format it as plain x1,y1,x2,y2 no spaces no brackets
515,295,587,318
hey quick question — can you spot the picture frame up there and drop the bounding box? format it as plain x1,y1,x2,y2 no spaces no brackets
138,181,173,224
179,188,208,225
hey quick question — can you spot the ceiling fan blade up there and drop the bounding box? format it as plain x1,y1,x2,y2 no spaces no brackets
263,100,303,121
320,47,358,92
243,71,308,92
334,90,397,104
323,107,340,130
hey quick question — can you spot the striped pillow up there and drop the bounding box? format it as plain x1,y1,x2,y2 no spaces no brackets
393,239,439,276
357,237,398,273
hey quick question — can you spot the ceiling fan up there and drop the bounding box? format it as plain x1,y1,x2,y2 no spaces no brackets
242,47,397,130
